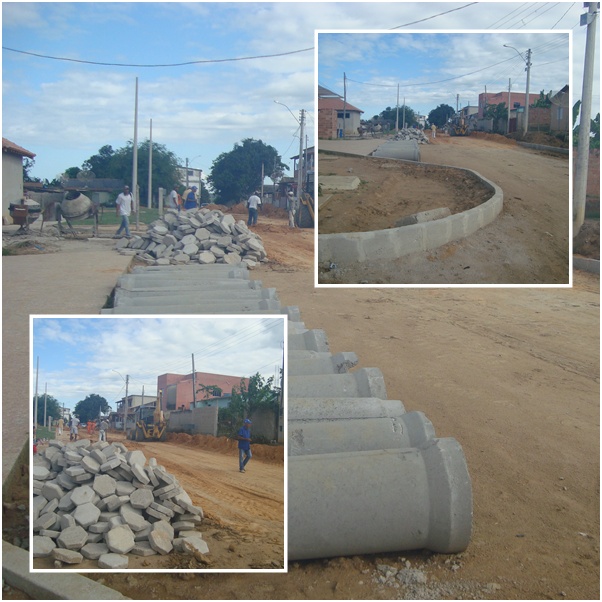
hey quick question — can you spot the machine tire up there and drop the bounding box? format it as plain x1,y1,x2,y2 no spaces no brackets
159,428,168,442
135,425,144,442
296,203,314,228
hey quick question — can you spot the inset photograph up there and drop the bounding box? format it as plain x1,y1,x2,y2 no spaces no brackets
317,31,571,286
30,316,286,572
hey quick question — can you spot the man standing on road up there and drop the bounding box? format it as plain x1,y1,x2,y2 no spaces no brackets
431,123,437,139
247,191,261,226
70,415,80,442
237,419,252,473
183,186,198,210
56,417,64,436
168,187,179,210
114,185,135,239
286,190,297,228
99,418,109,442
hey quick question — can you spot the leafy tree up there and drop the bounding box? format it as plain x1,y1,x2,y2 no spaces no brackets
208,138,288,205
23,158,41,183
62,166,81,179
73,394,111,423
222,373,279,427
428,104,456,128
197,384,223,400
573,100,600,149
532,90,552,108
33,394,62,426
377,105,418,128
82,144,116,177
484,102,508,132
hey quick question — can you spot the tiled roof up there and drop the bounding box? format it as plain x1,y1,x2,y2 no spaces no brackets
2,137,35,158
318,98,363,113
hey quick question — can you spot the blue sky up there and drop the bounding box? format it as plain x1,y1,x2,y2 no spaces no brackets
318,30,574,121
32,316,285,412
2,2,599,183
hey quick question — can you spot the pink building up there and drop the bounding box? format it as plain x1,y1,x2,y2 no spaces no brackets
478,91,540,119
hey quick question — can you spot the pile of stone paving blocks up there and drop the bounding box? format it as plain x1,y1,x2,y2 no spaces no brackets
394,127,430,144
32,439,206,569
114,207,267,267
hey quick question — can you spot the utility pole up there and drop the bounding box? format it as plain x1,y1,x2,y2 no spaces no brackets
297,109,305,197
43,383,47,432
185,158,189,188
342,72,347,139
123,375,129,433
574,2,599,235
523,48,532,136
507,79,512,135
395,84,400,132
192,354,196,407
147,119,153,209
34,356,39,428
133,77,139,231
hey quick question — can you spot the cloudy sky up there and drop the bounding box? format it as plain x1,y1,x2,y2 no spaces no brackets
32,316,285,412
2,2,599,183
318,30,572,121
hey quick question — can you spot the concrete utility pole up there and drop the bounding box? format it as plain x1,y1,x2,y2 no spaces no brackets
507,79,512,135
43,383,47,432
524,48,532,136
185,158,189,188
574,1,599,235
396,84,400,132
342,72,347,139
297,109,305,197
192,354,196,407
133,77,139,231
34,356,39,428
147,119,153,209
123,375,129,433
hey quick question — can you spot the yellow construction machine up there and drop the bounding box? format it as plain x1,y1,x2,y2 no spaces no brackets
448,115,472,137
127,390,168,442
295,171,315,228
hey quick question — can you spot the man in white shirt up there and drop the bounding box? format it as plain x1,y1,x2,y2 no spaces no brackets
114,185,135,238
247,191,261,226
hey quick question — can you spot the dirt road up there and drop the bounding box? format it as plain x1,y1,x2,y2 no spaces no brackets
31,430,284,571
319,134,570,284
3,188,599,598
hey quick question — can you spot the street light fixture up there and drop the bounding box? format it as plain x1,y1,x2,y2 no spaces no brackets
504,44,532,137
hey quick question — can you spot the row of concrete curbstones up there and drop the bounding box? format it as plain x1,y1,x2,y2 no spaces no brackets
32,438,207,569
114,207,267,268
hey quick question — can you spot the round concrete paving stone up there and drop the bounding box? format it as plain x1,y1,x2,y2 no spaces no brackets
73,501,101,528
129,488,154,510
93,474,117,498
80,542,110,560
41,481,64,501
52,548,84,564
57,526,88,550
81,455,101,474
130,462,150,484
105,524,136,554
148,529,173,555
126,450,146,467
33,535,56,557
119,503,150,532
151,519,174,540
182,536,210,556
33,465,50,481
70,484,95,506
34,511,59,531
131,541,158,556
98,553,129,569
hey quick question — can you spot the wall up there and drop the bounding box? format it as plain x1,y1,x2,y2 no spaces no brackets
2,153,24,222
167,406,218,436
250,406,280,442
318,109,338,139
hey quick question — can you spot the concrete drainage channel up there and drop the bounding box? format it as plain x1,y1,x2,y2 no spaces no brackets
318,159,503,269
105,262,473,561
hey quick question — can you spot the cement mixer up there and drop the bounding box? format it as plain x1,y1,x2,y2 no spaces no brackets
41,191,99,237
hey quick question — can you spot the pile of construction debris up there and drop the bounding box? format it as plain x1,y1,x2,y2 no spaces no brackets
394,128,430,144
115,207,267,268
32,438,207,569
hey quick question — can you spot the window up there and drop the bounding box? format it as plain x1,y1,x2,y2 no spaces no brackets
337,112,351,119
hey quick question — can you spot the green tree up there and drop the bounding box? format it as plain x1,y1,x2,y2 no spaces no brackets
197,384,223,401
532,90,552,108
23,158,41,183
428,104,456,128
223,373,279,427
82,144,116,177
62,166,81,179
573,100,600,149
33,394,62,426
73,394,111,423
208,138,288,205
484,102,508,132
377,105,418,128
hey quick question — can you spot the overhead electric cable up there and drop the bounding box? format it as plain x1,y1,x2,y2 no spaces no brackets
389,2,478,29
2,45,313,68
551,3,576,28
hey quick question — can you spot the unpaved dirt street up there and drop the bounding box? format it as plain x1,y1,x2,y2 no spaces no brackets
318,134,570,284
3,199,599,599
31,430,284,571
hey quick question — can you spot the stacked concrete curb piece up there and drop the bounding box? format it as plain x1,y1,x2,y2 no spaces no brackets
98,262,472,561
32,438,207,569
286,322,473,561
114,207,267,268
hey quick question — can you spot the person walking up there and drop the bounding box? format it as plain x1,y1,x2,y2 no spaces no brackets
114,185,135,239
168,187,179,210
431,123,437,139
237,419,252,473
247,191,261,226
57,417,64,436
70,415,80,442
286,190,297,228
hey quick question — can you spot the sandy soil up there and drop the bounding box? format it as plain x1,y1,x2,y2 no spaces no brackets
3,195,599,599
31,430,284,571
318,134,571,285
318,156,492,233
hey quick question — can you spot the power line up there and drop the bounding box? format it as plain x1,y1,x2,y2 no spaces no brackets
389,2,479,29
551,2,576,28
2,45,313,68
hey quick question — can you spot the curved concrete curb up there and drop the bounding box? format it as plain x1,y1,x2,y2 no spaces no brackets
573,256,600,274
318,163,503,267
517,142,570,155
2,540,129,599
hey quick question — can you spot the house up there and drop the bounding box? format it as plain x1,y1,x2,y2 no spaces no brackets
289,145,315,196
318,87,363,139
157,371,249,412
478,91,540,119
550,85,570,134
2,137,35,223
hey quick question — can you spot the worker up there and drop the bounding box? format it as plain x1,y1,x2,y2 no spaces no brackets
99,418,109,442
286,191,297,228
431,123,437,139
247,191,261,226
183,186,198,210
237,419,253,473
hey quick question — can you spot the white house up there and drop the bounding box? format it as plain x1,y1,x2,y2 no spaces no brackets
2,138,35,223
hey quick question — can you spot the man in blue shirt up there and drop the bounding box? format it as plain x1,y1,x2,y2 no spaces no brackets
237,419,252,473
